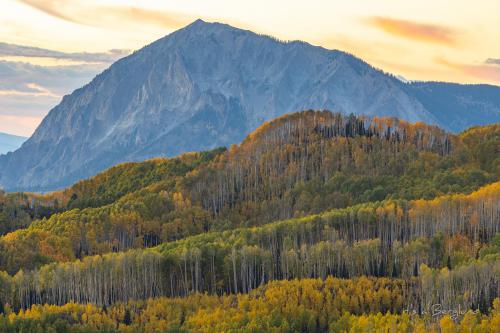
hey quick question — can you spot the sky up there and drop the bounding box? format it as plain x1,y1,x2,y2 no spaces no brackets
0,0,499,136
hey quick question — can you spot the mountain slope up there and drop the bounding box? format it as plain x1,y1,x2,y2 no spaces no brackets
1,19,499,191
409,82,500,132
0,132,26,155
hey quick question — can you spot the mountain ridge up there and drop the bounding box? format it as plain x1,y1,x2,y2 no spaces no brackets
0,132,27,155
1,19,499,192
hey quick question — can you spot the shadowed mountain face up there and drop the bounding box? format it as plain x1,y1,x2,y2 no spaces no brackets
0,19,499,192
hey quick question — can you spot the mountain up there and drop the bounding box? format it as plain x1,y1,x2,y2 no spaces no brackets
0,132,26,155
409,82,500,132
1,19,499,192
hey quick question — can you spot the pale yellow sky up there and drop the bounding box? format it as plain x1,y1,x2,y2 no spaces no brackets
0,0,499,136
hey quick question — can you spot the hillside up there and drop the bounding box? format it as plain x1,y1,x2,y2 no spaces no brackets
0,182,499,331
0,111,498,332
0,19,499,192
0,111,497,269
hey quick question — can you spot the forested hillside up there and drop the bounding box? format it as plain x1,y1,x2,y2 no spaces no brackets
1,182,498,308
0,111,498,332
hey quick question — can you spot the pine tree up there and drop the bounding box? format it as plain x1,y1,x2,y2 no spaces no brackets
123,308,132,325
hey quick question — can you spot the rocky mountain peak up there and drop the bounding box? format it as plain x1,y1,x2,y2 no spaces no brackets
0,21,499,192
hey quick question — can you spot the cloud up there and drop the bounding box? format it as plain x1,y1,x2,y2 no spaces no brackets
0,42,129,63
437,58,500,84
1,1,192,137
368,17,458,45
0,60,106,135
0,114,43,137
485,58,500,66
0,83,59,98
0,60,106,95
17,0,191,30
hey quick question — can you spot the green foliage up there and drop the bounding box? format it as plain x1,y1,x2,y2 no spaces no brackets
479,233,500,260
63,148,225,210
460,123,500,176
0,191,59,236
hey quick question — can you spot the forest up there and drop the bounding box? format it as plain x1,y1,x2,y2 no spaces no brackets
0,111,499,332
1,277,500,332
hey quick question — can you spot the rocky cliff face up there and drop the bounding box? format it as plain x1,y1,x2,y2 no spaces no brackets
1,19,499,191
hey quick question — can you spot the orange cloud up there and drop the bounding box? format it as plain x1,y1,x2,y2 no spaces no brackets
18,0,191,30
436,58,500,84
368,17,458,45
